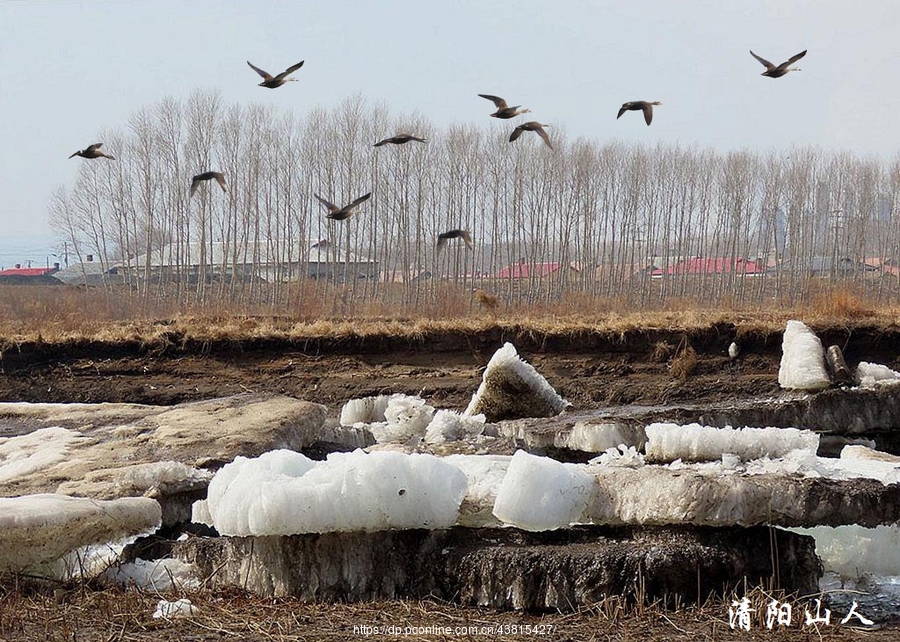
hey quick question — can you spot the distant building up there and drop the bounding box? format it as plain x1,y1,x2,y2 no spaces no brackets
52,257,124,287
121,239,378,283
494,259,581,280
0,265,61,285
770,257,876,278
650,257,767,277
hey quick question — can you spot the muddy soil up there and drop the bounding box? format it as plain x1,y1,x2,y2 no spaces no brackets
2,323,900,412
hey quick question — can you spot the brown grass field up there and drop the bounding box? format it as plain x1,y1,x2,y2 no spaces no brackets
0,282,894,346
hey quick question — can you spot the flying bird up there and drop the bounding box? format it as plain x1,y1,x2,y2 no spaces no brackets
749,49,806,78
436,229,474,252
373,134,427,147
509,122,552,149
69,143,115,160
617,101,662,126
190,171,227,197
478,94,531,119
246,60,305,88
314,192,372,220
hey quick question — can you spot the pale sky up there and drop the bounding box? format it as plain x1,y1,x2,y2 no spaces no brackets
1,0,897,267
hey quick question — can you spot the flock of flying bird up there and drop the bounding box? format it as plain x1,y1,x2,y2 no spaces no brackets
67,48,808,256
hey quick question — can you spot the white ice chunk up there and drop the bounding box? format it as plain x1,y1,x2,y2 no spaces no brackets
116,461,213,493
339,395,392,426
191,499,212,526
857,361,900,388
424,410,485,444
153,598,197,619
645,423,819,463
0,494,161,572
465,343,569,419
445,454,510,526
364,394,435,443
795,525,900,579
566,422,645,453
591,444,645,468
51,537,133,582
493,450,593,531
203,449,467,535
0,427,86,484
778,320,830,391
106,557,199,591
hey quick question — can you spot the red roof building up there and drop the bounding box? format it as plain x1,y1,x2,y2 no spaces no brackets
495,260,580,279
649,257,766,277
0,267,58,277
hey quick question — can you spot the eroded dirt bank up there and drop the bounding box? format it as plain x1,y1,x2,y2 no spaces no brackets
2,322,899,411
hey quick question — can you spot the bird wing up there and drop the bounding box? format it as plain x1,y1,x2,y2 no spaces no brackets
460,230,474,250
343,192,373,212
478,94,508,109
534,125,553,149
749,50,775,70
189,177,201,198
509,125,525,142
617,104,629,119
436,236,449,252
247,61,274,81
642,103,653,125
87,143,103,152
373,138,390,147
214,173,227,192
274,60,305,81
785,49,807,65
314,194,339,213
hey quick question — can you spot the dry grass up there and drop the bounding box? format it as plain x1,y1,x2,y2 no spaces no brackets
804,285,879,320
0,580,893,642
669,344,699,382
2,284,900,347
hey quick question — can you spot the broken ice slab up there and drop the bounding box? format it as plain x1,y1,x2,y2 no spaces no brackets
465,342,569,422
644,423,818,463
583,464,900,528
496,384,900,457
779,320,830,391
0,394,330,526
172,525,820,608
0,493,161,572
202,449,468,536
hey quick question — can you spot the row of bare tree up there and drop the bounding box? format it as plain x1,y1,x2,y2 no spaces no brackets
50,91,900,310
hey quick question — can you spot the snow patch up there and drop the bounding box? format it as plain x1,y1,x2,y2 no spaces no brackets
107,557,199,591
0,427,86,484
153,598,197,619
